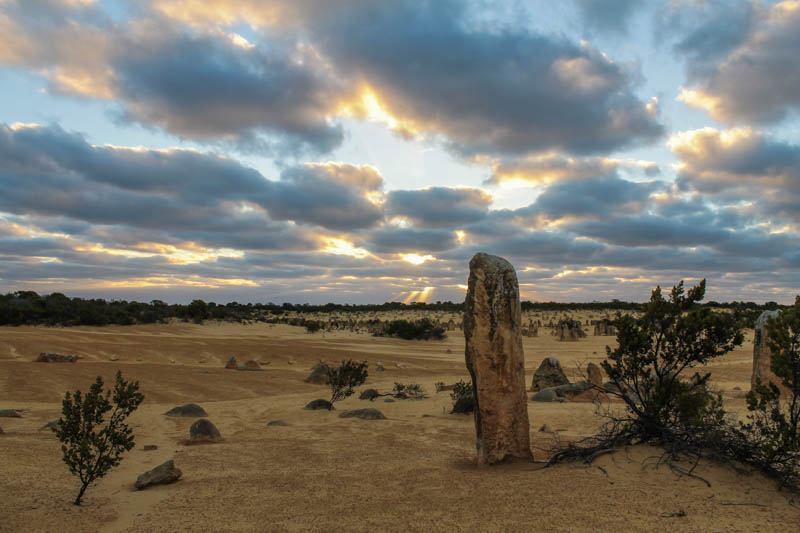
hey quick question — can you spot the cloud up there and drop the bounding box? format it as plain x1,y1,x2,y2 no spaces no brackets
384,187,491,228
486,153,659,186
366,227,458,254
574,0,640,35
669,127,800,221
673,1,800,124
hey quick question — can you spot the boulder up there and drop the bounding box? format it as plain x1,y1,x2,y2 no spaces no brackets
464,253,532,465
587,362,604,387
189,419,221,441
531,388,558,402
752,310,782,392
35,352,78,363
224,356,238,369
304,399,333,411
164,403,208,417
530,357,570,392
338,408,386,420
305,363,330,385
135,460,182,490
267,420,288,426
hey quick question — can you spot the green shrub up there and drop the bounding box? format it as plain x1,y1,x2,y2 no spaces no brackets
304,320,322,333
392,382,427,399
327,360,368,406
379,319,446,340
54,371,144,505
450,380,475,414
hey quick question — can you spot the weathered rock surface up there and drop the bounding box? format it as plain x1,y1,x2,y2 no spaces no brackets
304,399,332,410
135,460,182,490
35,352,78,363
587,362,604,388
189,419,221,441
531,357,570,392
752,310,782,391
339,408,386,420
464,252,532,465
305,363,330,384
164,403,208,417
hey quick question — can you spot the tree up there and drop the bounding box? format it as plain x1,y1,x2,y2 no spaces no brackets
54,371,144,505
326,360,368,407
742,296,800,485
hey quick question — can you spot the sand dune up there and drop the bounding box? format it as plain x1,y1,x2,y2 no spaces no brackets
0,321,797,532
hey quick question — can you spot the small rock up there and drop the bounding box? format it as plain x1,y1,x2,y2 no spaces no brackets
376,362,384,371
446,349,453,354
238,359,262,371
339,408,386,420
395,362,406,369
304,399,333,410
422,414,433,418
539,424,553,433
35,352,78,363
0,409,23,418
305,363,330,385
189,419,221,441
359,388,380,401
169,358,176,364
267,420,288,426
41,420,60,430
164,403,208,417
198,359,206,364
143,444,158,451
383,398,395,403
531,388,558,402
0,427,3,434
224,356,238,369
733,386,742,391
135,460,182,490
108,354,120,361
287,359,296,365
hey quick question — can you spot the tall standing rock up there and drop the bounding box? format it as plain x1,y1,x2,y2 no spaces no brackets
752,310,782,391
464,253,532,465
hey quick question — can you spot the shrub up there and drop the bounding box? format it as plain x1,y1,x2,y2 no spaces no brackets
450,380,475,414
392,382,427,399
327,360,368,407
741,296,800,486
304,320,322,333
550,280,743,466
54,371,144,505
379,319,446,340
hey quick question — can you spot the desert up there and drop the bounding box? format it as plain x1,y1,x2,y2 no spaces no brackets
1,309,798,532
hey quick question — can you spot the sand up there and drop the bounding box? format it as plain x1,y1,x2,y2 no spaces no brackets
0,318,798,532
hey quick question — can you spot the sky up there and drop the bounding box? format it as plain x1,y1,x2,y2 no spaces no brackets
0,0,799,305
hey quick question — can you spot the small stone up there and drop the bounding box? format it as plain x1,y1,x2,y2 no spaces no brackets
267,420,288,426
733,386,742,391
0,409,22,418
339,408,386,420
165,403,208,417
539,424,553,433
189,419,221,441
287,359,296,365
422,414,433,418
446,349,453,354
304,399,333,410
239,359,261,371
376,362,384,371
143,444,158,451
135,460,182,490
383,398,396,403
395,362,406,369
41,420,60,430
108,354,120,361
225,356,238,369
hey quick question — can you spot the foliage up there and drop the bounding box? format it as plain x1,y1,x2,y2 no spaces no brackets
54,371,144,505
450,380,475,414
304,320,322,333
741,296,800,486
392,382,427,399
378,319,446,340
327,360,369,406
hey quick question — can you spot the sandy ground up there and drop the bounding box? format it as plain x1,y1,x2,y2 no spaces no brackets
0,318,798,532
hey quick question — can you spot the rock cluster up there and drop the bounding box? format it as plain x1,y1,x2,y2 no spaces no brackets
464,253,532,465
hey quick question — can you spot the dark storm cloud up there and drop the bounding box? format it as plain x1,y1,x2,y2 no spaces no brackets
670,1,800,124
0,123,382,235
366,227,458,254
384,187,491,228
311,0,663,156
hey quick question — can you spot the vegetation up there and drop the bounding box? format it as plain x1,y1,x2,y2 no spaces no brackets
450,380,475,414
392,382,427,399
0,290,787,328
377,319,446,340
304,320,322,333
741,296,800,486
327,360,369,407
54,371,144,505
